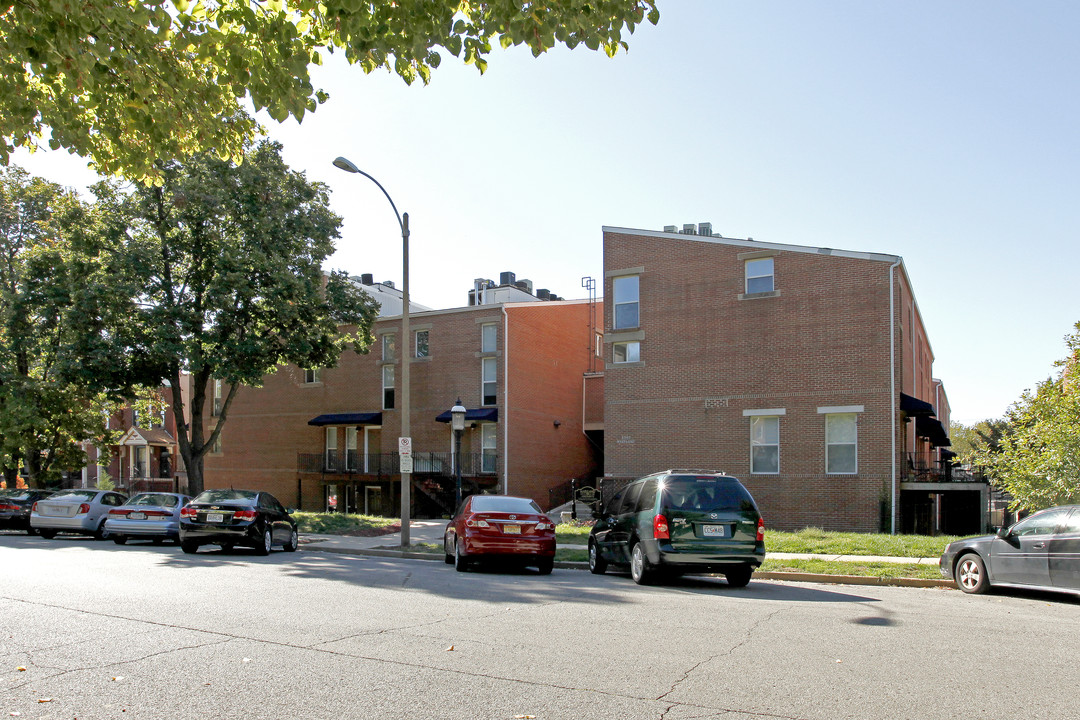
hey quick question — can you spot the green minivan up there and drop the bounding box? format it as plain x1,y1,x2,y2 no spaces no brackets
588,470,765,586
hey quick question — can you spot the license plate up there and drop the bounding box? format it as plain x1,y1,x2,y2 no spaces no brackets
702,524,727,538
503,524,521,535
128,512,145,520
206,513,224,523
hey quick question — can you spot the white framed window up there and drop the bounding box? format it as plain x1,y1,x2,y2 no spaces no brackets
481,423,497,474
482,357,497,405
382,365,395,409
345,427,358,471
325,427,337,467
825,413,858,474
613,275,639,329
304,368,322,384
132,408,140,427
133,446,148,478
481,323,497,353
594,331,603,358
382,333,396,362
613,341,640,364
750,415,780,474
415,330,429,358
212,379,223,416
745,258,774,294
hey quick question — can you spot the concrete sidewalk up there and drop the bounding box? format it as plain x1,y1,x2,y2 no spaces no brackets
298,520,952,589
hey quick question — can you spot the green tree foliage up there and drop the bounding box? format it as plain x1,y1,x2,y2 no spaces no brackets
94,140,379,494
0,166,117,487
1,0,659,181
977,323,1080,511
948,418,1010,465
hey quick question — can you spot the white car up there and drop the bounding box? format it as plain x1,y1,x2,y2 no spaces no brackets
31,489,128,540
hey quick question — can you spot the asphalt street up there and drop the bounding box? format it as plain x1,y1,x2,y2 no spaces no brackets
2,532,1078,719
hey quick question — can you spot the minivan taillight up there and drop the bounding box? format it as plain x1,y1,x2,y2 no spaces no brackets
180,506,197,519
653,513,670,540
756,517,765,542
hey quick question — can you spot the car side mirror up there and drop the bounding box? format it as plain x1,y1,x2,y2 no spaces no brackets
996,526,1010,539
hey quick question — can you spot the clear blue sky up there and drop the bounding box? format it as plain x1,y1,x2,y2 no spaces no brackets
12,1,1079,425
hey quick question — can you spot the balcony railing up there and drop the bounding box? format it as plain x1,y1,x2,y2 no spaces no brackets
298,452,497,478
905,453,985,483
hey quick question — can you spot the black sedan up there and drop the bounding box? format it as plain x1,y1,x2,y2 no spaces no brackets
0,489,54,534
940,505,1080,596
179,489,298,555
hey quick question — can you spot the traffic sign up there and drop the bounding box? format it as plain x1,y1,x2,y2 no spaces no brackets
398,437,412,456
399,455,413,474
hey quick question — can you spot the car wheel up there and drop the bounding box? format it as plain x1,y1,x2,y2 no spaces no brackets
955,553,990,594
283,528,299,553
725,566,753,588
180,540,200,554
256,527,273,556
95,521,112,541
25,526,37,536
630,542,655,585
113,535,128,545
588,540,607,575
220,543,235,553
537,557,554,575
454,538,469,572
444,536,454,565
38,529,56,539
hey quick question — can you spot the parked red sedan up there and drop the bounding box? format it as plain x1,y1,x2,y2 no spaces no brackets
444,495,556,574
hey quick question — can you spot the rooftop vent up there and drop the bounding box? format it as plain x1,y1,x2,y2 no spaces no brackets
682,224,696,235
536,289,550,300
500,271,516,286
663,225,678,233
360,273,374,285
698,222,712,237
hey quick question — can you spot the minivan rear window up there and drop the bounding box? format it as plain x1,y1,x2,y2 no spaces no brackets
662,476,756,513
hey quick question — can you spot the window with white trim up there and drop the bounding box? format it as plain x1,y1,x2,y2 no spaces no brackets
745,258,774,294
415,330,429,358
382,334,396,362
304,368,322,384
382,365,395,410
325,427,337,467
613,275,639,329
212,379,223,416
481,423,497,474
750,416,780,474
345,427,358,471
481,323,497,353
825,413,858,474
613,341,640,364
482,357,497,406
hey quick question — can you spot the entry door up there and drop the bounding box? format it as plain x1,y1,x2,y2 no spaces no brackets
992,509,1069,586
365,486,383,516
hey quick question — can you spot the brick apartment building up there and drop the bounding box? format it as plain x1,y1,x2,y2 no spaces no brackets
202,273,605,517
601,224,980,534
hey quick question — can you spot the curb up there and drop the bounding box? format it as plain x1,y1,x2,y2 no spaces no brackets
300,544,956,589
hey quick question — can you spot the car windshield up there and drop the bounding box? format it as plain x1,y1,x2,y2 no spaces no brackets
48,490,99,502
661,476,756,513
470,496,543,514
194,489,257,504
128,493,181,508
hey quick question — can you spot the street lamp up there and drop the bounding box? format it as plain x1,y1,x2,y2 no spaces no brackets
450,399,466,508
333,156,412,547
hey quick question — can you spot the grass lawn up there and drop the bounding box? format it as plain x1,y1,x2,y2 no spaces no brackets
292,512,400,536
761,558,944,580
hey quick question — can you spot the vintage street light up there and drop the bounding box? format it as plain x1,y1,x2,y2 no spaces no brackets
451,399,466,509
333,156,412,547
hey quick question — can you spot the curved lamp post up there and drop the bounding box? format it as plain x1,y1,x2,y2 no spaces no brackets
450,399,466,508
333,156,412,547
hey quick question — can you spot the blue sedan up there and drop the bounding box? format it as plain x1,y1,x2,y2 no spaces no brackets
104,492,192,544
940,505,1080,596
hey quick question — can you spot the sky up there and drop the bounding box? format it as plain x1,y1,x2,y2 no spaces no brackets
11,1,1080,425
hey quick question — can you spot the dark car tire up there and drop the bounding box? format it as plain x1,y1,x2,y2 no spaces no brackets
38,529,57,539
113,535,128,545
180,540,200,554
283,528,299,552
220,542,235,553
25,527,38,536
454,538,469,572
630,542,655,585
725,566,753,588
588,540,608,575
444,537,454,565
954,553,990,594
255,527,273,556
537,557,554,575
95,521,112,541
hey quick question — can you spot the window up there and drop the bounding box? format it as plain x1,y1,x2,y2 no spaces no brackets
613,275,639,329
382,334,396,362
325,427,338,468
133,446,148,478
304,368,322,384
481,323,497,353
745,258,774,294
481,423,497,473
346,427,358,471
482,357,497,405
595,332,603,358
382,365,395,409
613,341,640,364
1010,509,1069,537
415,330,429,358
750,416,780,474
211,433,222,454
212,379,223,416
132,408,140,427
633,479,658,513
825,413,858,474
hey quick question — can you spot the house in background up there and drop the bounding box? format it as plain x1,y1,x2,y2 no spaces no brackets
599,224,981,534
202,272,605,517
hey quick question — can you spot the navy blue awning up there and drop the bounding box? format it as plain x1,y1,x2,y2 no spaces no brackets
900,393,935,416
915,414,951,447
307,412,382,427
435,408,498,423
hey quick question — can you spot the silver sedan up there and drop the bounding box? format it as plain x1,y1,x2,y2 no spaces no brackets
31,489,129,540
104,492,192,544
